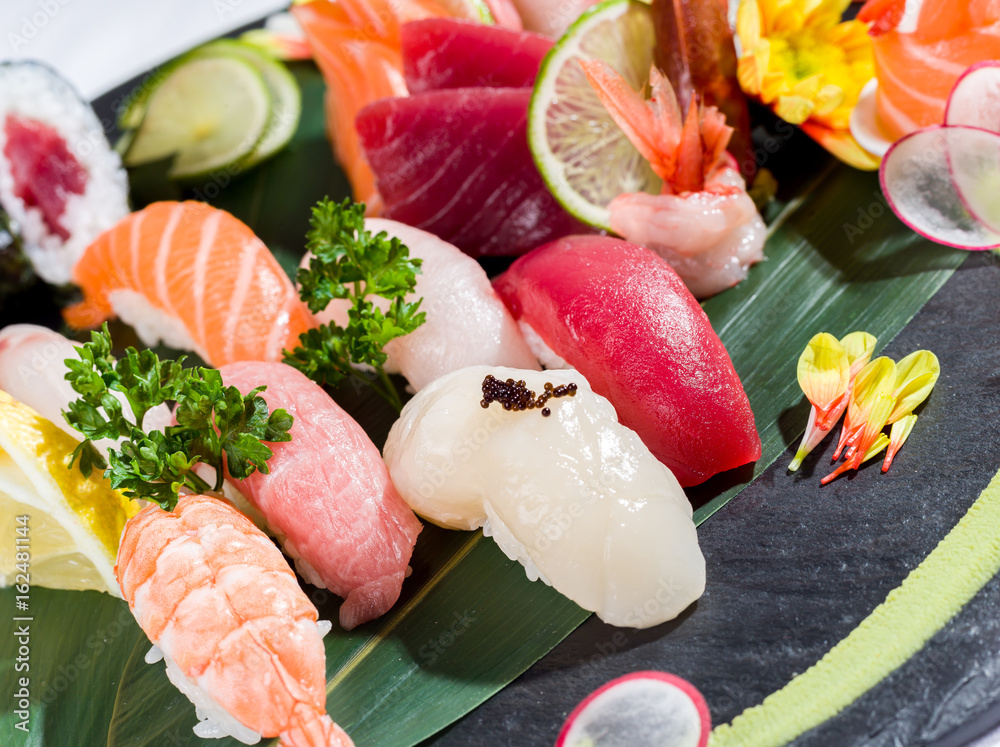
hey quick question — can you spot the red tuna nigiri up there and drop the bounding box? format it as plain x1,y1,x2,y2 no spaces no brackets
356,87,588,257
219,361,422,630
493,235,760,486
401,19,552,93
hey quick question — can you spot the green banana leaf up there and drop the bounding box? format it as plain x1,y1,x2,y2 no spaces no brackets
0,61,966,747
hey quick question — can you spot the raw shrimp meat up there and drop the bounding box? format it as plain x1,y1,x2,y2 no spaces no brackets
116,493,354,746
860,0,1000,140
219,361,423,630
582,61,765,298
493,234,761,487
305,218,539,392
383,366,706,628
0,324,172,447
65,201,314,367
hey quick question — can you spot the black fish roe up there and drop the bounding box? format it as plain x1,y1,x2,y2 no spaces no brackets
480,375,577,416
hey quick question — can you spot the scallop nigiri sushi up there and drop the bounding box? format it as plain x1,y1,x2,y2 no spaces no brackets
0,62,129,286
304,218,539,392
219,361,423,630
493,235,761,487
65,201,314,367
384,366,706,628
116,494,354,746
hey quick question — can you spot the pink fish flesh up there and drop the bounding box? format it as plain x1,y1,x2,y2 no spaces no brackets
356,87,590,257
401,19,552,93
219,361,423,630
493,235,761,487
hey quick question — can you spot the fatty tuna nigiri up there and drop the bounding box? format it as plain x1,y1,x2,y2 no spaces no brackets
219,361,422,630
305,218,539,391
493,235,760,486
65,201,314,367
117,494,354,746
384,366,706,628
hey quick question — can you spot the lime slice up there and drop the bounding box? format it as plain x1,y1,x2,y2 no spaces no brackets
0,391,138,596
528,0,660,231
124,55,271,179
189,40,302,167
438,0,495,24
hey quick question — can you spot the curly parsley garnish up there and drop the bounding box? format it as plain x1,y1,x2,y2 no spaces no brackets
64,324,293,510
282,198,426,411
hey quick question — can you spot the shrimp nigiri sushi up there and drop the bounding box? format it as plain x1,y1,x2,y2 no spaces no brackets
493,235,761,487
219,361,423,630
117,494,354,746
384,366,706,628
64,201,315,367
304,218,539,392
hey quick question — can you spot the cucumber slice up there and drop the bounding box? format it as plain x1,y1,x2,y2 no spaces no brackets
528,0,659,231
124,55,271,179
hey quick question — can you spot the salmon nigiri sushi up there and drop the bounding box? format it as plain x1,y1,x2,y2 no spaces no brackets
117,494,354,746
219,361,423,630
64,201,314,367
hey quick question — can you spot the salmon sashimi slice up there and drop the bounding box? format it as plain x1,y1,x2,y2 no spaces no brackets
219,361,423,631
864,0,1000,139
401,18,552,92
356,87,590,257
116,494,355,747
65,201,314,368
293,0,514,214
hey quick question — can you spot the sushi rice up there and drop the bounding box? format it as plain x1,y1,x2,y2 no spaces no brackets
0,62,128,285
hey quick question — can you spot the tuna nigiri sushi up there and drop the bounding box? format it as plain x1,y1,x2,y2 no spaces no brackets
0,62,129,285
65,201,314,367
384,366,706,628
861,0,1000,140
304,218,539,391
493,235,761,487
219,361,423,630
117,494,354,746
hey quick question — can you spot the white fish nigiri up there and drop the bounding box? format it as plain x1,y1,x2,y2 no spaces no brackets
383,366,705,628
0,324,171,446
303,219,539,392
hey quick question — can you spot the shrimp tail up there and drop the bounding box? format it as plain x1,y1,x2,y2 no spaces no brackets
279,708,356,747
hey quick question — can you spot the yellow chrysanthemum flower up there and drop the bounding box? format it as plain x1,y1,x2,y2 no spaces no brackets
736,0,881,170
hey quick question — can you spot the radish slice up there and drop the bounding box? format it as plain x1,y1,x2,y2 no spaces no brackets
556,671,710,747
850,79,893,158
945,61,1000,135
880,125,1000,250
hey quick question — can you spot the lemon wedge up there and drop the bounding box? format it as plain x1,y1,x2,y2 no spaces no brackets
0,390,137,597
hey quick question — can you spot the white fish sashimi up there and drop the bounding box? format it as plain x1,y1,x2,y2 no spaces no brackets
0,324,171,450
304,218,539,391
383,366,706,628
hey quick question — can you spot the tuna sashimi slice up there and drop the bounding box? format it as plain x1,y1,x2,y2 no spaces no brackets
493,235,761,486
356,87,589,257
401,19,552,93
219,361,423,630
